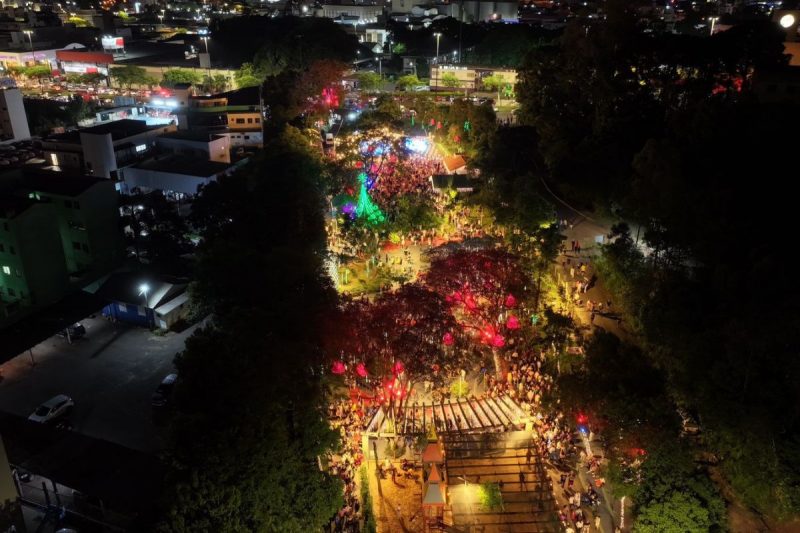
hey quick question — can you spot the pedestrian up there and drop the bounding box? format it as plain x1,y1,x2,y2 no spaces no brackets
594,515,601,530
526,448,532,465
570,267,575,278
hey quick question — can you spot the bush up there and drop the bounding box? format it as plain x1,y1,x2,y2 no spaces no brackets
359,466,377,533
478,482,503,510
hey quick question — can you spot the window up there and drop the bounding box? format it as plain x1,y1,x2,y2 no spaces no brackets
2,266,9,275
244,135,250,140
255,117,260,123
73,201,80,209
235,118,245,124
135,144,148,153
247,118,253,124
118,302,127,313
72,241,81,250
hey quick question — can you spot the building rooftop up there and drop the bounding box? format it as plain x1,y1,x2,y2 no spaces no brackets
79,119,164,140
23,172,107,197
192,85,260,106
95,272,188,309
159,130,226,142
132,154,232,178
0,195,35,219
43,119,166,144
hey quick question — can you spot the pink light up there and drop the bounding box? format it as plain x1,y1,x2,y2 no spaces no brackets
464,293,477,310
393,360,405,375
356,362,368,378
331,360,346,375
443,332,454,346
491,334,505,348
506,315,520,330
505,294,517,308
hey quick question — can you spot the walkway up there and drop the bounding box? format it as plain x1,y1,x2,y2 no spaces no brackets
445,431,560,532
363,395,529,435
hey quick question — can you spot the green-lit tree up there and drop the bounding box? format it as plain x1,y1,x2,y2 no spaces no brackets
440,72,460,89
161,68,203,87
396,74,422,91
110,64,153,89
357,71,382,92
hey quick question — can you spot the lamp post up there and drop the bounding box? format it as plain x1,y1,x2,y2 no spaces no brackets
23,30,33,63
139,283,151,328
433,32,442,92
201,35,209,54
708,16,719,36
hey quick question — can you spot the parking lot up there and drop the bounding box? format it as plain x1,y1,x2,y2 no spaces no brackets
0,316,200,453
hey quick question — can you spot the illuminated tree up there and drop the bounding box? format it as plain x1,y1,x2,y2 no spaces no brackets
423,249,530,376
355,172,385,225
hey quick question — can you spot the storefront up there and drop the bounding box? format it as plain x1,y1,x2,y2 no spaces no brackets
56,50,114,77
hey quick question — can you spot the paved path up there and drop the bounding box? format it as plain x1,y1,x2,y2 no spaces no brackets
445,431,560,532
0,316,200,452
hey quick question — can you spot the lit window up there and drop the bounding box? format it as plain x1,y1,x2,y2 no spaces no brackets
2,266,10,275
135,144,148,153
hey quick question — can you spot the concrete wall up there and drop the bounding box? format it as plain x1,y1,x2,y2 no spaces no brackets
156,135,231,163
0,87,30,141
4,203,69,307
102,301,152,327
44,180,123,278
79,131,116,178
122,166,217,196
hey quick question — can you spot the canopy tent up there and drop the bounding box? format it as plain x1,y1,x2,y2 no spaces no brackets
422,481,446,506
443,154,467,174
422,442,444,464
427,462,442,483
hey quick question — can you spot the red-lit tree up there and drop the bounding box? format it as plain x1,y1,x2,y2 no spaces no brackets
422,249,531,377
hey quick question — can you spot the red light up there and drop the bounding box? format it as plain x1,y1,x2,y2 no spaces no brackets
577,413,588,425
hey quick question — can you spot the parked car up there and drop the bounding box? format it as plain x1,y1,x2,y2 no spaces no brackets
57,323,86,340
28,395,74,424
152,373,178,407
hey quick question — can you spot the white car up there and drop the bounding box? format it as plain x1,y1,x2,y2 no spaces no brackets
28,395,74,424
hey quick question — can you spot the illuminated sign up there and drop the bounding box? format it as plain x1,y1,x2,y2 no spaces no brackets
101,36,125,50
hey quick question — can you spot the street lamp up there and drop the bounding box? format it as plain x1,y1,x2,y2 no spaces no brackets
433,32,442,92
201,35,209,54
708,16,719,36
139,283,152,328
23,30,33,59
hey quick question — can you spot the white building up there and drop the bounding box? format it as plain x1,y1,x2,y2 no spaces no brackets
41,119,176,180
122,154,240,197
0,87,29,141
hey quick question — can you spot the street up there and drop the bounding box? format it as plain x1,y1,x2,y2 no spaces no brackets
0,316,199,453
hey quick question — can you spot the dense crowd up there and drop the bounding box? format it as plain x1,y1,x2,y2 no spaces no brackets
370,154,441,210
326,399,366,533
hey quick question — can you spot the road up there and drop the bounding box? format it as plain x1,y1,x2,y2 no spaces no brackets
0,316,200,453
